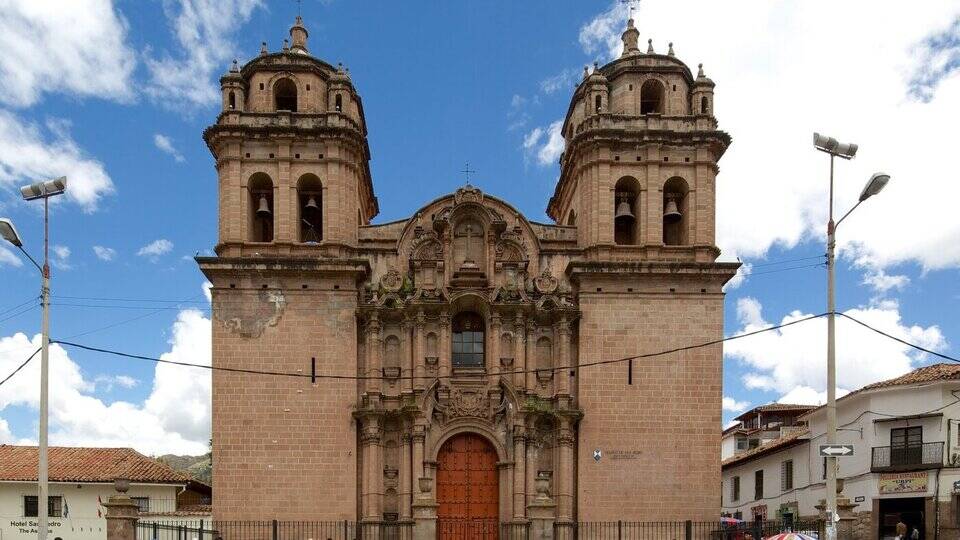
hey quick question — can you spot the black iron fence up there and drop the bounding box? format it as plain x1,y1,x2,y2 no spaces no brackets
138,519,820,540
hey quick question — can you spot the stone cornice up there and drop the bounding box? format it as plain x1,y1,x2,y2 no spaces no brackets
197,256,370,279
565,260,740,282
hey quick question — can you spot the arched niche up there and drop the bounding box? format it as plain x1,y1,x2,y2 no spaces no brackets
640,79,665,115
663,176,690,246
274,78,298,111
614,176,641,245
248,173,274,242
453,217,486,271
297,174,323,243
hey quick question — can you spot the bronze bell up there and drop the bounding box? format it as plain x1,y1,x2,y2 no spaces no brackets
614,198,635,221
255,194,271,217
663,198,681,223
304,195,319,213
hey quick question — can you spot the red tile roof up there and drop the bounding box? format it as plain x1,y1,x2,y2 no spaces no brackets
721,428,809,469
0,446,194,484
733,403,814,422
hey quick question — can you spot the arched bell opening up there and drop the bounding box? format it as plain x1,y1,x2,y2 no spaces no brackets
566,209,577,227
701,95,710,115
248,173,274,242
297,174,323,243
640,79,664,115
663,176,690,246
274,78,298,112
614,176,640,245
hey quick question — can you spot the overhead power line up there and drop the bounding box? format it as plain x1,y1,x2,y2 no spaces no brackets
838,312,959,363
0,347,41,388
53,312,830,382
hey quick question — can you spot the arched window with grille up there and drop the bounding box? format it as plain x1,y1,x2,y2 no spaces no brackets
452,312,484,368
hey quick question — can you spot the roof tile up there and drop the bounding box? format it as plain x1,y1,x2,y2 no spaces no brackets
0,446,194,484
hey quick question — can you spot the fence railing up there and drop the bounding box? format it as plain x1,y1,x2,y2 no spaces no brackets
211,521,412,540
142,519,820,540
871,442,944,471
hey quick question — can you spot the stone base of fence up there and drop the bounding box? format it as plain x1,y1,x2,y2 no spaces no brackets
103,495,139,540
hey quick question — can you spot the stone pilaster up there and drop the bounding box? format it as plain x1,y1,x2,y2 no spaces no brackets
365,315,382,399
556,316,571,404
556,417,576,523
414,311,425,391
360,416,383,520
514,312,526,391
103,495,138,540
513,425,527,520
438,311,451,397
401,317,414,394
399,432,412,522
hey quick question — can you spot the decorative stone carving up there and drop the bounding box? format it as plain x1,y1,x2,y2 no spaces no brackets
534,269,559,294
448,388,488,418
380,267,403,292
454,185,484,206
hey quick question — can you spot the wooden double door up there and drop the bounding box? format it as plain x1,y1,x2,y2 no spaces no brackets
437,433,499,539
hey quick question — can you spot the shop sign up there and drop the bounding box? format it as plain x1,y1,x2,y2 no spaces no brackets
878,472,927,494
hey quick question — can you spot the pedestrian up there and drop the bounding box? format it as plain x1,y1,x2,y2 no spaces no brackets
895,522,908,540
910,524,920,540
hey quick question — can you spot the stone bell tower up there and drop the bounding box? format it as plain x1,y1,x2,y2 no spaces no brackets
199,17,376,521
548,18,739,521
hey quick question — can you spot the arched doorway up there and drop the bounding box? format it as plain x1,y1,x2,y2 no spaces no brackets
437,433,499,539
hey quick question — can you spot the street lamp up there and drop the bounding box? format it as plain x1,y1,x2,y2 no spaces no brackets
1,176,67,540
813,133,888,540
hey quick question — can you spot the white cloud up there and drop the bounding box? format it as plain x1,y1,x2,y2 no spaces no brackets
507,94,530,132
0,308,211,455
92,246,117,262
540,68,579,95
145,0,263,109
0,0,136,108
0,111,115,211
722,396,750,413
725,297,946,399
153,133,185,163
723,419,739,430
137,239,173,260
567,1,960,273
202,281,213,303
0,245,22,268
578,2,631,60
523,127,543,150
93,374,139,392
529,120,565,167
862,268,910,294
722,262,752,292
51,245,71,270
776,385,851,406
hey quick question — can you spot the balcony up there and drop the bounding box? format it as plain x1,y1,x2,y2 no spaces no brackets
871,442,943,472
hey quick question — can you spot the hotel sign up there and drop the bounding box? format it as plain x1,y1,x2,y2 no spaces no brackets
878,472,928,494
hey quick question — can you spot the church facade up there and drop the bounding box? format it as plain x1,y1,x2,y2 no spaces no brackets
199,16,738,531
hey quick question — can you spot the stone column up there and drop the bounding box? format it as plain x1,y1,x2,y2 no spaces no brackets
490,313,501,380
360,416,383,521
414,311,425,391
513,425,527,520
411,423,438,540
526,417,538,510
514,312,526,391
527,474,557,540
366,315,383,399
556,417,575,525
400,432,412,522
402,317,414,394
525,323,536,392
103,495,138,540
556,317,571,405
439,311,451,394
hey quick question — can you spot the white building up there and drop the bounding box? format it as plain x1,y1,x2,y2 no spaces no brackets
0,446,211,540
721,403,813,460
721,363,960,540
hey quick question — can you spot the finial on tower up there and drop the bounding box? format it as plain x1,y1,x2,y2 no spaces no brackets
647,39,654,54
583,65,590,79
231,59,239,72
260,41,268,56
620,17,640,56
668,42,675,56
698,63,705,78
282,38,290,51
290,15,309,53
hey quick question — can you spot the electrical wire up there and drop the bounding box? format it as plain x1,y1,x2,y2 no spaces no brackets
0,296,40,317
838,312,959,363
50,295,207,304
58,293,208,341
0,304,39,325
742,255,825,269
0,347,41,387
50,303,211,311
53,312,830,382
741,263,825,278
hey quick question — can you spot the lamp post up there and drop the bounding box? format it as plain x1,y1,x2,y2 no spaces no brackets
813,133,888,540
0,176,67,540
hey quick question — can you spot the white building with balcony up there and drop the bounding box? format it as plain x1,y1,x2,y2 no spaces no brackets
721,363,960,540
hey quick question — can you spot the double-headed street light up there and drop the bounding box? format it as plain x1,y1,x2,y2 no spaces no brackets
1,176,67,540
813,133,889,540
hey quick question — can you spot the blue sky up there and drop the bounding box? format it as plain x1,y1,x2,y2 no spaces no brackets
0,1,958,454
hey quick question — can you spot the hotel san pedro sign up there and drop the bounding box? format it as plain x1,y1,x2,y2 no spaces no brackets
878,472,928,494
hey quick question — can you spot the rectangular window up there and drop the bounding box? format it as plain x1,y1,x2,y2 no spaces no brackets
131,497,150,512
24,496,62,517
754,469,764,500
781,460,794,491
891,426,923,466
732,476,740,502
